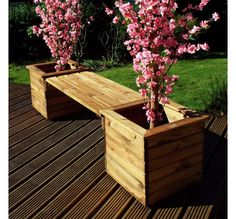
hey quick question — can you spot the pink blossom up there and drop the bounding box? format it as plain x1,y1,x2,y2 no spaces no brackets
177,45,186,54
200,43,209,51
212,12,220,21
160,97,170,104
200,20,209,29
139,88,148,97
111,0,219,126
187,44,197,54
172,75,179,81
199,0,209,10
105,7,114,15
189,25,201,34
146,109,155,122
32,0,83,71
136,76,146,87
113,16,120,24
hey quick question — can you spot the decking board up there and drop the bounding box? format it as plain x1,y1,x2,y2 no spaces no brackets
9,83,227,219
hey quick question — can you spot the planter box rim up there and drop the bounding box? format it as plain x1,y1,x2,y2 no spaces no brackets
100,101,209,135
26,59,90,79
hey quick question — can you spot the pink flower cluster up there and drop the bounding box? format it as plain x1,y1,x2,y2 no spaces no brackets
32,0,82,71
106,0,219,126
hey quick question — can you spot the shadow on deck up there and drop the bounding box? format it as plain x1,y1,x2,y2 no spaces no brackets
9,83,227,219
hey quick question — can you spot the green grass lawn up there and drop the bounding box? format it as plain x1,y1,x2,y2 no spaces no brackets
9,58,227,112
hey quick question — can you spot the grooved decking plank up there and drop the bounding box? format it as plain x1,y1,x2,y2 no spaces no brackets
92,187,134,219
9,98,32,112
9,89,30,100
9,104,33,120
62,175,119,219
9,109,40,128
122,201,152,219
9,84,227,219
9,93,31,107
9,114,45,137
182,118,227,219
9,127,103,210
33,157,106,219
203,116,227,174
9,140,104,219
9,120,71,159
9,119,96,174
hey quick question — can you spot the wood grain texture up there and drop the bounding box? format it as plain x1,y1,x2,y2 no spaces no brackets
9,83,227,219
27,62,85,120
101,103,208,207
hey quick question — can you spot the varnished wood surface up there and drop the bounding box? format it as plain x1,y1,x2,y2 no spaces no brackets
9,83,227,219
46,72,142,116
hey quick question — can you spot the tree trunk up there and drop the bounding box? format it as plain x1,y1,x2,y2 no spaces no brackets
149,82,159,129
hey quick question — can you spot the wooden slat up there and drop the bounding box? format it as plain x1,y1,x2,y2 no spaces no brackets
148,175,201,205
46,76,107,115
182,117,227,219
9,92,31,107
121,201,151,219
60,74,122,106
147,142,203,171
9,84,227,219
102,110,146,146
9,120,70,158
149,164,202,195
9,109,39,128
9,98,31,113
9,140,104,219
106,153,146,205
33,157,106,219
9,129,103,212
45,71,143,116
148,153,202,183
9,114,45,137
147,132,204,161
145,116,207,148
9,119,97,174
92,187,134,219
61,175,118,219
9,104,33,120
105,124,144,169
73,72,141,100
9,89,30,100
9,121,102,190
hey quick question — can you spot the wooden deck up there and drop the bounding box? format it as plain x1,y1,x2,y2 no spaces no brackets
9,83,227,219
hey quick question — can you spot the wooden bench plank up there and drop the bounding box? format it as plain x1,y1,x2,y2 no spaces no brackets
46,76,106,115
71,72,141,103
45,72,143,116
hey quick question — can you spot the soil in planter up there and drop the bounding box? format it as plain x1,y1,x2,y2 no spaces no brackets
116,103,169,129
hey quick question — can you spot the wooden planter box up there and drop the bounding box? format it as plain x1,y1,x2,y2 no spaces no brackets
100,101,208,206
26,60,87,120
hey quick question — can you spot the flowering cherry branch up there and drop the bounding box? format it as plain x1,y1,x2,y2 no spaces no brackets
105,0,219,129
32,0,83,71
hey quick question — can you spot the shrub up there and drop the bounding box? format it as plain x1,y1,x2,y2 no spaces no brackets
202,77,227,115
9,2,50,62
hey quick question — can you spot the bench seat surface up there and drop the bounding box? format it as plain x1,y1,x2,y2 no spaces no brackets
46,71,143,116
